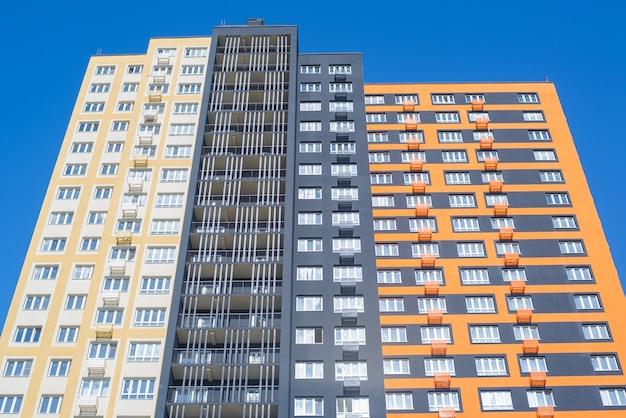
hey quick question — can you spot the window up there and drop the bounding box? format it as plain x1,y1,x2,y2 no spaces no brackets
466,297,496,313
110,247,136,262
145,247,176,263
401,151,426,163
121,82,138,92
57,327,79,343
156,193,184,207
445,172,471,185
523,112,545,121
399,132,424,143
415,270,444,285
329,102,354,112
452,218,480,232
300,142,322,153
466,94,485,102
529,130,551,141
404,173,430,185
138,277,170,294
294,398,324,416
460,268,490,285
77,122,99,133
486,194,509,207
103,277,129,292
492,217,515,229
41,238,66,252
540,171,563,183
371,173,393,184
514,325,541,340
383,359,410,375
546,193,570,205
333,266,363,283
297,266,323,281
520,357,548,373
332,238,361,253
552,216,577,229
300,83,321,92
477,150,499,162
457,242,485,257
474,131,494,141
496,242,521,255
583,324,610,340
83,102,104,112
519,93,539,103
300,121,322,132
298,239,323,252
181,65,204,75
296,328,323,344
134,309,166,327
386,393,413,410
442,151,467,163
481,391,513,411
482,171,504,183
330,121,355,132
409,218,436,233
377,270,402,284
121,379,156,399
560,240,585,254
3,360,32,377
336,398,370,418
173,102,198,114
367,113,387,122
365,95,385,104
379,298,404,312
334,296,365,313
80,237,100,251
127,64,142,74
329,83,352,92
96,308,123,325
298,212,323,225
88,342,117,359
300,65,321,74
65,295,86,310
534,150,557,160
592,355,620,372
432,94,455,104
111,120,129,132
373,219,397,231
395,94,418,104
48,212,73,225
299,164,322,176
508,296,534,310
421,326,451,343
161,168,188,182
428,392,460,412
435,112,460,123
14,327,42,343
164,145,192,158
294,362,324,380
372,196,395,207
48,360,71,377
502,268,527,282
169,123,195,136
73,265,94,280
128,342,161,362
296,296,323,312
63,164,87,176
369,152,390,163
527,390,555,407
0,396,22,413
476,357,507,376
90,83,110,93
574,294,601,310
329,65,352,74
95,65,115,75
567,266,593,281
177,83,201,94
468,111,490,122
299,187,322,200
407,195,433,208
600,388,626,406
57,187,80,199
185,47,207,57
412,243,440,257
84,211,106,225
38,396,62,413
418,298,447,314
470,325,501,343
138,123,161,134
449,194,476,207
438,131,463,143
300,101,322,111
106,142,123,153
335,327,366,345
397,113,420,123
150,219,180,235
367,132,388,142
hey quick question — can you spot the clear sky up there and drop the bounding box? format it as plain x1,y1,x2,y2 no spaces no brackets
0,0,624,329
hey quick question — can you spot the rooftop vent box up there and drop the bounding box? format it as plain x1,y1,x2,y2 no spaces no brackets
247,18,264,26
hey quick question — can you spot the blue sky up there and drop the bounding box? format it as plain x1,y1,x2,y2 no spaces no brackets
0,0,624,328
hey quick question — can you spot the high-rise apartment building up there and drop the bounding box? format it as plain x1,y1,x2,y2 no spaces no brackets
1,19,625,418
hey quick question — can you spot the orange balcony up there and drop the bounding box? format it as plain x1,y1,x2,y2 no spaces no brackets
421,254,436,268
405,118,419,131
407,138,421,150
504,252,520,267
431,340,447,356
499,227,514,241
434,372,451,389
438,409,456,418
509,280,526,295
479,137,493,149
530,371,547,388
493,202,508,216
424,280,439,295
484,157,498,171
403,100,415,112
471,99,485,111
475,118,489,130
489,180,503,193
516,308,533,324
415,203,429,217
412,180,426,194
409,158,423,171
536,406,554,418
418,227,433,242
427,309,443,325
523,339,540,355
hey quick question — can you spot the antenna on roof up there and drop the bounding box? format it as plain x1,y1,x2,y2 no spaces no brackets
545,75,549,82
220,19,226,26
96,48,102,56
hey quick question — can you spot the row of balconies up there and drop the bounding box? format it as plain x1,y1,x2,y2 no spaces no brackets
172,348,279,365
201,145,287,156
205,123,288,134
182,280,282,296
194,194,285,206
191,221,284,234
167,385,279,404
178,313,281,329
186,250,283,264
198,169,286,181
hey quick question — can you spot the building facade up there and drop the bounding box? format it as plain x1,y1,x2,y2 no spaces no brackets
1,19,625,418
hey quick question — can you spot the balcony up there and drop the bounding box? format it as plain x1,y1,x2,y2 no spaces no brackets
475,118,489,130
178,313,281,329
406,138,421,150
167,386,278,404
418,227,433,242
116,231,132,245
412,180,426,194
431,340,447,356
87,359,106,376
152,74,166,84
488,180,503,193
523,339,540,355
78,396,98,414
483,157,498,171
421,254,436,268
128,178,144,192
427,309,443,325
415,203,429,217
434,372,451,389
424,280,439,295
102,291,120,307
183,280,282,296
148,93,162,102
536,406,554,418
530,371,547,388
133,155,149,167
499,227,514,241
493,202,508,216
187,249,283,264
121,204,138,218
198,169,287,181
409,158,424,172
439,409,456,418
138,134,153,145
479,137,493,149
504,252,520,267
516,308,533,324
195,194,285,207
173,348,279,366
510,280,526,295
471,99,485,111
95,324,113,339
403,100,416,112
156,56,170,65
143,109,158,122
108,260,126,275
405,118,419,131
